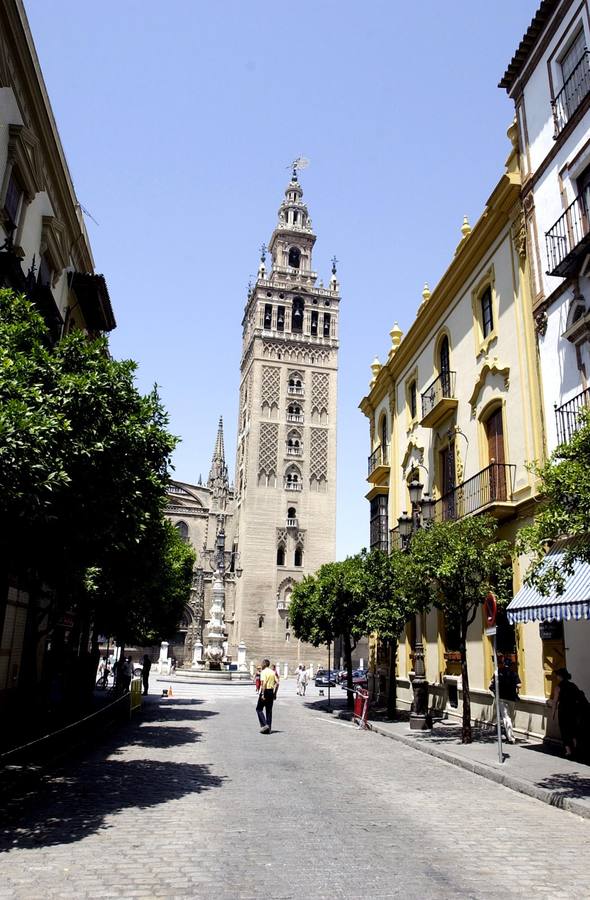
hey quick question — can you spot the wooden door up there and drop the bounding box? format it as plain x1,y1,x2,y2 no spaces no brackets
486,407,506,500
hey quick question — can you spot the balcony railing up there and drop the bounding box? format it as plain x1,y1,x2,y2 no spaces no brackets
288,385,305,396
284,480,302,491
434,463,516,522
421,371,457,426
552,50,590,137
286,412,304,423
555,387,590,443
368,444,389,476
286,517,298,528
545,191,590,277
286,445,303,456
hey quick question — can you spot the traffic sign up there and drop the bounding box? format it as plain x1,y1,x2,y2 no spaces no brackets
484,591,497,627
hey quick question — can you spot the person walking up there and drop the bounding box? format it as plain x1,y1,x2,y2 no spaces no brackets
296,665,303,695
256,658,277,734
121,656,133,693
299,664,308,697
271,664,280,697
142,654,152,696
489,657,520,744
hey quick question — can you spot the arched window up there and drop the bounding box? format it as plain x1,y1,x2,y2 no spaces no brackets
439,335,450,375
289,247,301,268
285,464,302,489
277,545,286,566
292,296,304,333
287,506,296,518
439,335,451,397
481,287,494,338
294,547,303,567
409,381,417,420
175,521,189,542
380,415,388,456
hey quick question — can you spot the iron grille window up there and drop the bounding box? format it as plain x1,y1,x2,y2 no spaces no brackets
369,494,388,552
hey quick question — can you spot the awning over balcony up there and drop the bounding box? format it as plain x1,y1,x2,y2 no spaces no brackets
507,539,590,624
71,272,116,332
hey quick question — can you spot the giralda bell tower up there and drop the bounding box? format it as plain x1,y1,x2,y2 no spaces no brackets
231,166,339,669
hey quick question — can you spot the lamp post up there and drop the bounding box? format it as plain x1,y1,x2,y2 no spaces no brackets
200,520,242,670
185,566,205,668
398,478,435,731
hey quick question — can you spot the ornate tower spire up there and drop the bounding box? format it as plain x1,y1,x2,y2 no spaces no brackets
268,168,317,280
208,416,229,508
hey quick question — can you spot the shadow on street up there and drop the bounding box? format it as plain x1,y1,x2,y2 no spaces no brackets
0,699,224,852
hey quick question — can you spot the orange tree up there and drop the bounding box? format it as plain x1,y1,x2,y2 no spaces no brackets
407,515,512,743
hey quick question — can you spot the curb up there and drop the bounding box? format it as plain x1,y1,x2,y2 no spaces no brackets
315,702,590,820
368,721,590,820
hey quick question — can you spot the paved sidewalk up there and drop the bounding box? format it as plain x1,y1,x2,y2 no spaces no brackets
317,696,590,819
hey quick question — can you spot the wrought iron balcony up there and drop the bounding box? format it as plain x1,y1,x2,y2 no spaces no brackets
433,462,516,522
286,445,303,457
286,517,298,528
367,444,389,480
286,412,304,424
552,50,590,137
421,371,458,427
284,480,302,492
555,386,590,443
287,385,305,396
545,192,590,277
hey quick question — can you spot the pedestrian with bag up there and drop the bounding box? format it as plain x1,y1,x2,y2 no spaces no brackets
256,658,277,734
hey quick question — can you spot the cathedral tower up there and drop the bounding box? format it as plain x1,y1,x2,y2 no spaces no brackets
231,169,339,668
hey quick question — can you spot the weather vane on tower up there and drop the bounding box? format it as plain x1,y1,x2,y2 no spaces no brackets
288,156,310,179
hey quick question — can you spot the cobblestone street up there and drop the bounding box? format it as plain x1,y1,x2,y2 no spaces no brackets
1,678,589,899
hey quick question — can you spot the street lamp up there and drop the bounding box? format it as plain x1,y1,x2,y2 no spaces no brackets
200,521,242,670
398,476,434,731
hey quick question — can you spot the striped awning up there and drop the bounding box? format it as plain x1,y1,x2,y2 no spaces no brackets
508,538,590,624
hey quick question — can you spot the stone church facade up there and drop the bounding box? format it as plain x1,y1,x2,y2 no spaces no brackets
231,169,339,668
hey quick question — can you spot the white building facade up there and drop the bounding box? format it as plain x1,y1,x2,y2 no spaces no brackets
502,0,590,699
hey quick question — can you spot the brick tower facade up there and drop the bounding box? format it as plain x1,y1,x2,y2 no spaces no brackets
230,168,339,669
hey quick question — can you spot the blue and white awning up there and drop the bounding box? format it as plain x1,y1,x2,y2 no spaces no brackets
508,538,590,624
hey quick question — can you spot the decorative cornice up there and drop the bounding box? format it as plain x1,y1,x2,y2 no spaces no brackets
468,358,510,414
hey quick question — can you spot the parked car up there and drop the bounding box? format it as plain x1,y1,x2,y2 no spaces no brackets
315,669,339,687
341,668,368,688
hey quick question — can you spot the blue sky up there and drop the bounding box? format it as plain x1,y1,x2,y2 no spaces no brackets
26,0,539,558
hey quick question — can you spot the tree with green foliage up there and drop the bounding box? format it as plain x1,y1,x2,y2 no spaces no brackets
290,555,368,708
362,547,417,718
0,289,191,706
407,515,512,743
518,410,590,595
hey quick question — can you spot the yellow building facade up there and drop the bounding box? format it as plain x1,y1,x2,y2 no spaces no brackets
360,127,558,741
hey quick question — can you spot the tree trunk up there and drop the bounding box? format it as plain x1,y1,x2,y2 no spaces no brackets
344,633,354,710
386,637,398,720
460,614,472,743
